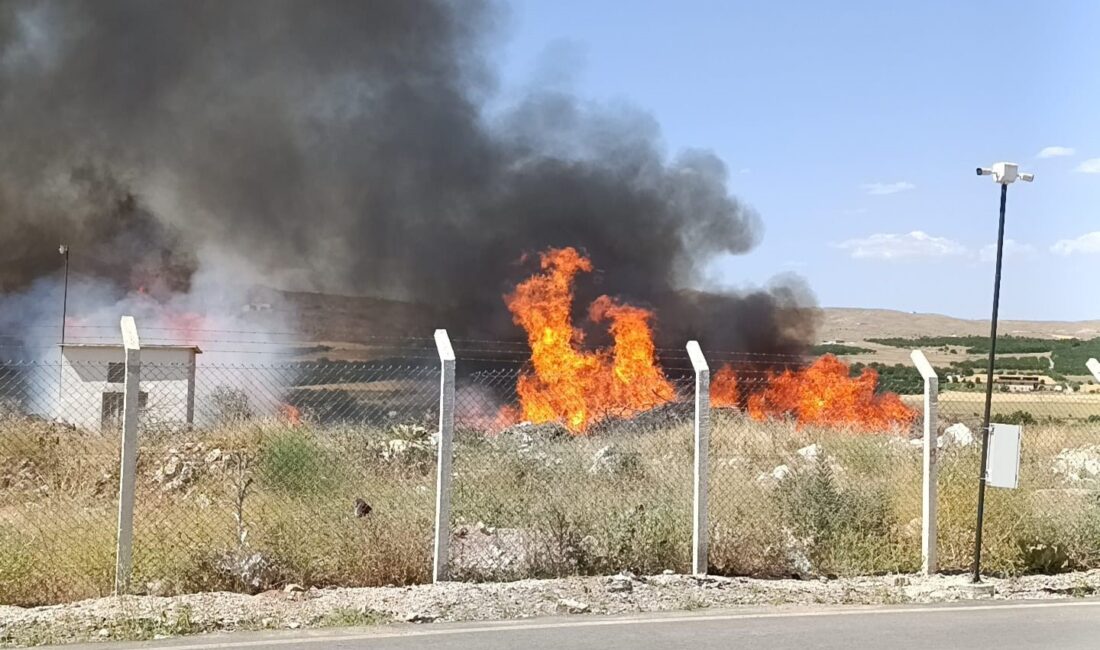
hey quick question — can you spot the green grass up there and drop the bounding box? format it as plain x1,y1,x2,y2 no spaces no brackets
318,607,390,628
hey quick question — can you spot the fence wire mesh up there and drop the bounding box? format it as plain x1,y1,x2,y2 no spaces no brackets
0,362,120,605
706,356,923,578
937,385,1100,574
449,357,695,581
1,358,440,605
3,344,1099,607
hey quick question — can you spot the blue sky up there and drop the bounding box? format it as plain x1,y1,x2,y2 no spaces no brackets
492,0,1099,320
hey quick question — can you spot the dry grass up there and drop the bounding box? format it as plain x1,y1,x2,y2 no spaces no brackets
2,410,1099,606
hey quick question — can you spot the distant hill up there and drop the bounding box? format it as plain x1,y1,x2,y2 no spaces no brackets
264,291,1100,362
820,308,1100,343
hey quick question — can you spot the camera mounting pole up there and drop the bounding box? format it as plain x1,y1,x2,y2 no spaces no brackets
971,162,1033,584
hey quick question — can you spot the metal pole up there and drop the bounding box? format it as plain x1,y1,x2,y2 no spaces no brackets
432,329,456,582
60,249,69,346
686,341,710,576
115,316,141,595
972,182,1008,583
910,350,938,575
57,246,70,407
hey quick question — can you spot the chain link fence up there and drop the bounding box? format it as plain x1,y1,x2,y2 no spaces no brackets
448,355,695,581
0,362,120,605
706,356,924,578
937,386,1100,574
1,358,440,605
3,345,1099,606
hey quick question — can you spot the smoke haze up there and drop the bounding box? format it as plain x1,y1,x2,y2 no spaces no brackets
0,0,817,354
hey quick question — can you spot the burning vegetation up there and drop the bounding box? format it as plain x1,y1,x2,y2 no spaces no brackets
505,247,675,433
507,248,915,434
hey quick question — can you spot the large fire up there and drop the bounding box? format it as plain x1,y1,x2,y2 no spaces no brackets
734,356,915,431
505,247,674,432
507,247,915,434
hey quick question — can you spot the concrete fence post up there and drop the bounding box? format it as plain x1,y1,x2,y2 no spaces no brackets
1087,358,1100,384
686,340,710,576
910,349,939,575
115,316,141,595
432,329,456,583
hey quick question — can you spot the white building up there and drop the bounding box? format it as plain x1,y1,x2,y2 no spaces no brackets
59,344,200,433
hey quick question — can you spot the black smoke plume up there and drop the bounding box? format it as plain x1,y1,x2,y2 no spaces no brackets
0,0,817,354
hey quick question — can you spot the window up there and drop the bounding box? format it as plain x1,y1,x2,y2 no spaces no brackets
101,391,148,431
107,362,125,383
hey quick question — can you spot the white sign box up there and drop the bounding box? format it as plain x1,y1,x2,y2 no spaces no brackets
987,423,1022,489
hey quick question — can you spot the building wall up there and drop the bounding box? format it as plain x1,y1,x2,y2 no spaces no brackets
59,348,196,433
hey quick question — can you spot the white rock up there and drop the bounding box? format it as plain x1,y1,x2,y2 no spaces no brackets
771,464,792,481
161,455,181,479
1052,446,1100,483
287,621,301,629
204,448,222,464
283,583,305,593
556,598,590,614
796,444,820,462
943,423,974,447
607,574,634,593
588,445,640,476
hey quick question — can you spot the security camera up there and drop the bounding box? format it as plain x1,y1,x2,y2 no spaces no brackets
977,162,1035,184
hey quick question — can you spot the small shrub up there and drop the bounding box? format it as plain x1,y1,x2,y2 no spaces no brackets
773,456,898,574
602,503,685,574
319,607,389,628
211,387,254,424
259,430,341,494
994,410,1037,426
1018,542,1070,574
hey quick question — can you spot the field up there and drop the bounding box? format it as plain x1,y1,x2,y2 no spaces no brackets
3,401,1100,607
905,392,1100,423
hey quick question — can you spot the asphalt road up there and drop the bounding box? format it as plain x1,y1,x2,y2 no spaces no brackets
69,600,1100,650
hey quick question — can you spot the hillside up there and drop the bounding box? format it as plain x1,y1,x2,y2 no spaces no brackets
820,308,1100,343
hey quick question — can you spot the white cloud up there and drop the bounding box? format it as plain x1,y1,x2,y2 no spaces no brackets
979,239,1037,263
861,181,916,196
1075,158,1100,174
834,231,966,260
1051,231,1100,256
1037,146,1075,158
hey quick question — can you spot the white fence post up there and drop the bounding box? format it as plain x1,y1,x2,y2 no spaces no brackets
910,349,938,576
432,329,456,583
1087,358,1100,384
686,340,710,576
115,316,141,595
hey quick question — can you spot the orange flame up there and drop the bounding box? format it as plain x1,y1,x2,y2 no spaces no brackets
279,403,302,426
506,247,674,433
710,364,741,408
713,355,914,431
507,248,915,434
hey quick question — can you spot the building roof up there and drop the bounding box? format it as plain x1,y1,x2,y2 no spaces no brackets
59,343,203,353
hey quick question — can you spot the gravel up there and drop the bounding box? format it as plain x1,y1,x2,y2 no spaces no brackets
2,570,1099,647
